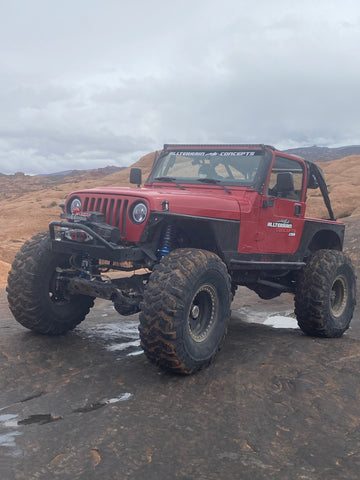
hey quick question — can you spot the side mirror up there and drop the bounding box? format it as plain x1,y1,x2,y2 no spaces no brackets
130,168,142,187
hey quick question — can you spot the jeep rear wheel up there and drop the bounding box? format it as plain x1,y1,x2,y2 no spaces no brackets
139,248,231,374
7,232,94,334
295,250,356,337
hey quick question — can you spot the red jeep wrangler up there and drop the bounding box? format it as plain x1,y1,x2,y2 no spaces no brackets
7,144,356,374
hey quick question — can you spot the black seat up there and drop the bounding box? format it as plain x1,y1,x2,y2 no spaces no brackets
273,172,298,200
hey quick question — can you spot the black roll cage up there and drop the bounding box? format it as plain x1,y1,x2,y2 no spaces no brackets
305,161,335,221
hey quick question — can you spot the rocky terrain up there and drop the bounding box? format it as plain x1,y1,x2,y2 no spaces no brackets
0,151,359,286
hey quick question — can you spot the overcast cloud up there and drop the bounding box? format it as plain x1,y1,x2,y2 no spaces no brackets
1,0,360,174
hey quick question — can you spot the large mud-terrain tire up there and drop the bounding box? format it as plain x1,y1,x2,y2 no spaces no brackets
139,248,231,374
295,249,356,337
7,232,94,334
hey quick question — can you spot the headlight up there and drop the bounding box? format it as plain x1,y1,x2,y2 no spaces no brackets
68,197,82,214
131,202,148,224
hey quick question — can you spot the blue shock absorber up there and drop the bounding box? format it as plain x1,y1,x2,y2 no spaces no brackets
158,224,174,258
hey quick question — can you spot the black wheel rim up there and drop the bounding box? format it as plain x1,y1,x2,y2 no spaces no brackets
330,274,348,318
188,284,218,342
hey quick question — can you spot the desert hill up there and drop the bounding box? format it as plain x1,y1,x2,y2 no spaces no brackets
0,166,125,199
0,151,359,286
284,145,360,162
306,155,360,219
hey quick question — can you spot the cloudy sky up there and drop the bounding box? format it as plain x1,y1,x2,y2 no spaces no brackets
1,0,360,174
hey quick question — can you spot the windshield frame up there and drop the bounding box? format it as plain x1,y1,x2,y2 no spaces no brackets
146,146,273,192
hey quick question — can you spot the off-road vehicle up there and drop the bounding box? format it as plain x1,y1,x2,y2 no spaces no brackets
7,144,356,374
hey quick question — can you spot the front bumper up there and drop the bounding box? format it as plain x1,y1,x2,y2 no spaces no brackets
49,221,155,264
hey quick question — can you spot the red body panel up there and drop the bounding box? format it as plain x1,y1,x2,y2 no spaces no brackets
66,183,309,254
255,197,306,253
65,146,342,255
66,185,245,244
65,182,321,254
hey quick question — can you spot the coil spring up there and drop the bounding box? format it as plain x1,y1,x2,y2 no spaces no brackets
158,224,174,257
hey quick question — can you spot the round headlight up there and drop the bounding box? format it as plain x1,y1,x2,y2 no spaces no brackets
131,202,148,224
69,197,82,213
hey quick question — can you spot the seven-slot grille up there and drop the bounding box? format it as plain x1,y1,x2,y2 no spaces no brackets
83,195,129,238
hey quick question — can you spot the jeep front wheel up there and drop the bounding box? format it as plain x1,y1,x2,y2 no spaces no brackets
295,249,356,337
7,232,94,334
139,248,231,374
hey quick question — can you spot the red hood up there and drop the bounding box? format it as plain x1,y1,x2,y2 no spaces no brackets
69,185,255,220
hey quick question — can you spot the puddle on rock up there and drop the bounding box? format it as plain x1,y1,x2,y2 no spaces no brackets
0,414,23,457
18,414,62,426
236,306,299,329
84,321,143,357
263,314,298,329
74,392,133,413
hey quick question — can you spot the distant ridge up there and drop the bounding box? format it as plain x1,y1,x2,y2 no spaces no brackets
0,165,126,177
0,165,127,198
283,145,360,162
38,165,125,177
1,145,360,177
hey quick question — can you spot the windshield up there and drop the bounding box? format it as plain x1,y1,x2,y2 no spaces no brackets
149,150,265,187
